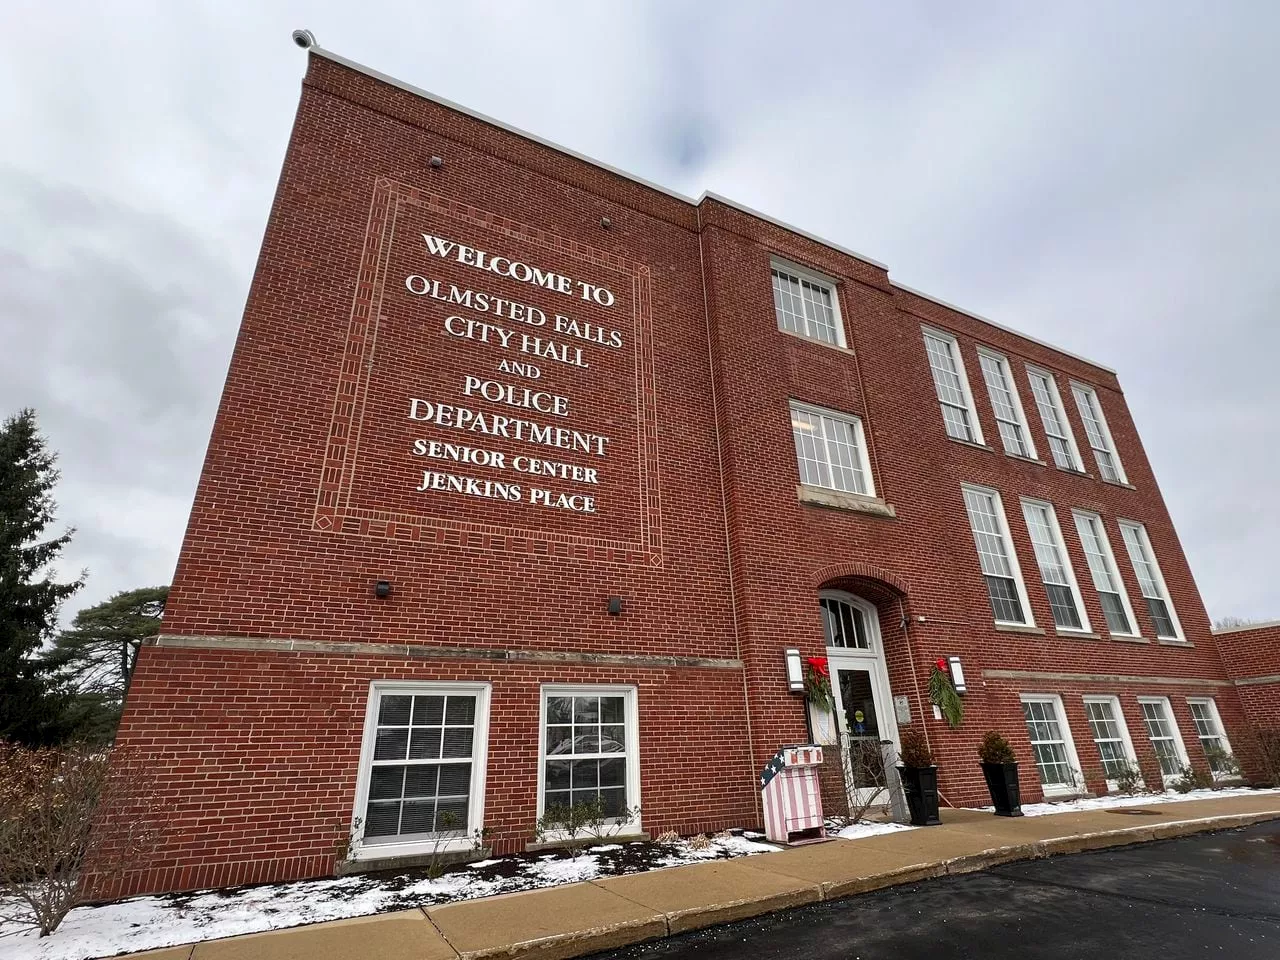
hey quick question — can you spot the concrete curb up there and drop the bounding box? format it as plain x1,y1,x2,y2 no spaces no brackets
120,807,1280,960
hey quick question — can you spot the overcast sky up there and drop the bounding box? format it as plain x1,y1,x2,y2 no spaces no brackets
1,1,1277,625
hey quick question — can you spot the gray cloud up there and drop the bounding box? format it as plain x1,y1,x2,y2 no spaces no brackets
1,0,1276,621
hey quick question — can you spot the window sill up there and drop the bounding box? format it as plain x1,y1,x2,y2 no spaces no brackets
338,844,491,875
1040,789,1091,802
1055,465,1091,479
1006,452,1047,467
1056,629,1101,640
947,436,994,453
1156,638,1194,647
527,831,650,853
994,623,1046,636
778,327,855,355
1109,634,1149,644
797,484,897,518
1102,478,1137,490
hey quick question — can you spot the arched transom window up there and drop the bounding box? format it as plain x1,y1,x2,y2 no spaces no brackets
820,595,870,650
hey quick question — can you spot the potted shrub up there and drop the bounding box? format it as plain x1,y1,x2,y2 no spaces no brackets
978,731,1023,817
897,728,941,826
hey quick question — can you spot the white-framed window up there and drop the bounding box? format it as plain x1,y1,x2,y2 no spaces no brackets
1138,696,1190,784
963,485,1034,626
978,349,1036,459
923,327,984,444
1082,696,1140,787
1072,511,1140,637
789,401,874,496
539,686,640,828
351,681,491,859
1118,521,1183,641
771,260,844,347
1027,366,1083,471
1186,698,1234,778
1020,694,1083,796
1020,498,1090,633
820,594,872,650
1071,382,1126,483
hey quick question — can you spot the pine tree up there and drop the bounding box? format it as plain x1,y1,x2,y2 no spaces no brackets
0,409,84,745
43,585,168,742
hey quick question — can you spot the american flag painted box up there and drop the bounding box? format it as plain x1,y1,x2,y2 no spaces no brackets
759,744,828,844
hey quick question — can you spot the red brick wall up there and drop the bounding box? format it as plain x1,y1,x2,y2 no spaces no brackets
110,49,1259,896
1214,623,1280,772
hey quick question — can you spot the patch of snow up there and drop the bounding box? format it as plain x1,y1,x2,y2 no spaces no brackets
0,829,781,960
834,820,917,840
979,785,1280,817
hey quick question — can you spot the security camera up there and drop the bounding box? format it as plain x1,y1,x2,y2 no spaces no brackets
291,29,316,49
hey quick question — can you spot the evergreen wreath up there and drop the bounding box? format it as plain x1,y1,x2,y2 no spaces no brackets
804,657,833,711
929,658,964,729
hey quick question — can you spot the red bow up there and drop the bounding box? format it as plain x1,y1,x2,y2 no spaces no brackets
806,656,829,677
935,658,948,672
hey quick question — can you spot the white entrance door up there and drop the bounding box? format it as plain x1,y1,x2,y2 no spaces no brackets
820,592,900,809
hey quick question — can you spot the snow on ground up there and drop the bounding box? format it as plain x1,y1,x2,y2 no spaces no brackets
833,820,917,840
0,832,779,960
980,785,1280,817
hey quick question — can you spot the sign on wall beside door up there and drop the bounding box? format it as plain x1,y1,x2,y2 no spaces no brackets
894,695,912,725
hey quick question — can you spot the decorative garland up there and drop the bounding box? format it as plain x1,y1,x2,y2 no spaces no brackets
804,656,833,711
929,658,964,729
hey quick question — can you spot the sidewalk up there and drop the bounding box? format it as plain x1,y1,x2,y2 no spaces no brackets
130,793,1280,960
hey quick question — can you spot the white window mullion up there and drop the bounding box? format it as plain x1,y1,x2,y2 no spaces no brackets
1027,366,1083,471
1138,697,1190,785
790,401,874,497
978,349,1036,459
1020,694,1083,796
923,327,984,445
1021,499,1090,633
1072,511,1140,637
1071,382,1126,483
963,485,1034,626
1118,521,1183,640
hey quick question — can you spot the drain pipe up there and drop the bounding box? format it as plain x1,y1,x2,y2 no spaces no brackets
899,597,956,810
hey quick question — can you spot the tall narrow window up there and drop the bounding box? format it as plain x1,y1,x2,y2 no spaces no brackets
1020,499,1089,632
1020,695,1081,795
1138,697,1188,782
353,682,489,858
1071,383,1125,483
1027,367,1082,471
963,486,1032,625
1072,511,1138,637
923,329,983,444
1186,699,1234,777
1083,696,1138,784
771,261,844,346
542,687,639,822
1119,521,1183,640
789,402,873,496
978,350,1035,459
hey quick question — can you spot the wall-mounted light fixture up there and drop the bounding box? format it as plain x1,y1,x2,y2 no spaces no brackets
374,580,392,599
784,648,804,693
429,156,443,168
600,216,612,229
948,655,967,695
607,596,624,616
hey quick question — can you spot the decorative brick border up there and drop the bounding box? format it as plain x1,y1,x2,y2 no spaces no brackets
314,179,662,566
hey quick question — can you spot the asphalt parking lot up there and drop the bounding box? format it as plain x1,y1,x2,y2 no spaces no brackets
593,819,1280,960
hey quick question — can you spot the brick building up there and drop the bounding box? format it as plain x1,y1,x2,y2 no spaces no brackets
109,38,1269,898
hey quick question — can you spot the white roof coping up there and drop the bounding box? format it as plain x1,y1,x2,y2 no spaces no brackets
303,39,1115,377
1212,618,1280,635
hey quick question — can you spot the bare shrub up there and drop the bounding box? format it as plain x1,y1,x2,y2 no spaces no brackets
1112,761,1146,796
1256,728,1280,786
0,742,165,937
535,797,640,858
843,738,889,821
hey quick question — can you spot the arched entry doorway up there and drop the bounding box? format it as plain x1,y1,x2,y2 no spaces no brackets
815,590,901,809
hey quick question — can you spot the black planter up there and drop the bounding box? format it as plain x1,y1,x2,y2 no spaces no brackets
980,761,1024,817
897,765,941,826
